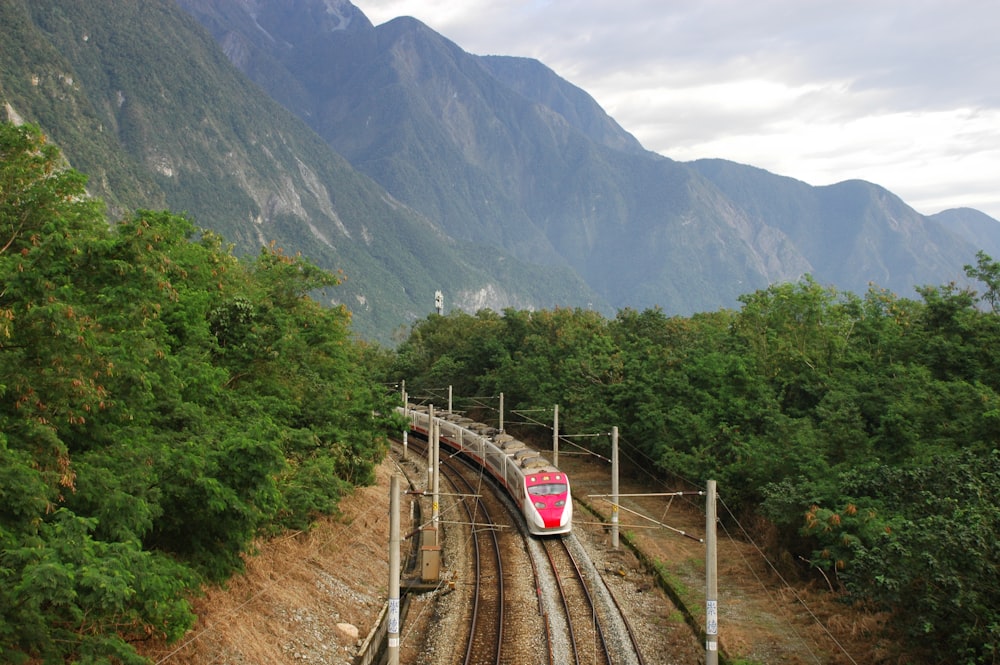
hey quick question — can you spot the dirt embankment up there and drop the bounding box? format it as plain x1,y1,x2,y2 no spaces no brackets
138,454,898,664
561,453,896,664
137,461,408,665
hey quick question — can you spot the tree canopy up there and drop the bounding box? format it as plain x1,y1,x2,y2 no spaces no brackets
392,273,1000,663
0,122,398,663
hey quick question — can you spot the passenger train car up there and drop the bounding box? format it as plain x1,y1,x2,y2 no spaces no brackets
401,405,572,536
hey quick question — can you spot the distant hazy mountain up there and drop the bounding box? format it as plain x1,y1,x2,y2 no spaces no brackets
687,160,990,295
0,0,602,342
2,0,996,343
178,0,993,312
931,208,1000,262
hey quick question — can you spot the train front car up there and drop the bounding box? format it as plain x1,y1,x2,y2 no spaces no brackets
523,470,572,536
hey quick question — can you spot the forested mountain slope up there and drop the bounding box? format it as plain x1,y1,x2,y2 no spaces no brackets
180,0,998,316
0,0,601,342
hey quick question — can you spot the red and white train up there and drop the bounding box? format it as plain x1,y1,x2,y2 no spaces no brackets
402,405,572,536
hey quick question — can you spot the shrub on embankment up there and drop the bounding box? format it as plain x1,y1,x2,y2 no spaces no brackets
0,122,399,663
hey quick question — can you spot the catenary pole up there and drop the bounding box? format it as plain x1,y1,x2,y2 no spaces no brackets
432,414,440,547
402,390,408,462
426,404,434,498
706,480,719,664
388,474,401,665
611,426,619,549
553,404,559,468
499,392,504,432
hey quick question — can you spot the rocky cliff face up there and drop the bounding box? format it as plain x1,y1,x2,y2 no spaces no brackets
1,0,602,343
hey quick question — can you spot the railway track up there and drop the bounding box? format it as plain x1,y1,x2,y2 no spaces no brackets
542,535,610,665
440,453,506,665
399,435,529,664
393,433,646,665
534,534,647,665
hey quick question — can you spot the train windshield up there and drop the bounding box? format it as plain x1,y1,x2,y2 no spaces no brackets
528,482,567,497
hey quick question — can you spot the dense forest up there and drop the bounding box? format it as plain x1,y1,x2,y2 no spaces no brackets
0,122,400,663
391,260,1000,663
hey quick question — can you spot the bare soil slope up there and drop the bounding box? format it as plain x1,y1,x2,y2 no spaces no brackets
562,454,895,664
138,454,897,664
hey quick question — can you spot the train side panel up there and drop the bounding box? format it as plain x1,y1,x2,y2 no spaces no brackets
400,405,571,535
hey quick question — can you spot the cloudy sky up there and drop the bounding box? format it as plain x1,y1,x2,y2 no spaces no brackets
353,0,1000,220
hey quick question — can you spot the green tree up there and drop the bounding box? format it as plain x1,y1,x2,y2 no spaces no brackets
965,250,1000,312
801,453,1000,663
0,124,201,662
0,122,397,661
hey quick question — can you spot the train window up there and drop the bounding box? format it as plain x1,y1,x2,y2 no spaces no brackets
527,483,567,497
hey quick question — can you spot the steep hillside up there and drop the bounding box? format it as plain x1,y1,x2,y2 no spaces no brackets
477,54,647,156
689,160,983,296
179,0,993,315
0,0,603,342
0,0,164,218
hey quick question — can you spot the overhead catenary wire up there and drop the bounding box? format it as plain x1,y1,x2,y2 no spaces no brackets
590,497,704,542
412,397,864,661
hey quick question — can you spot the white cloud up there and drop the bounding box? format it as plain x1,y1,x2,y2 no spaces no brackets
354,0,1000,220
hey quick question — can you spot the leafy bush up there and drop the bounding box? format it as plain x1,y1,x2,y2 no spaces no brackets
392,270,1000,662
0,122,396,662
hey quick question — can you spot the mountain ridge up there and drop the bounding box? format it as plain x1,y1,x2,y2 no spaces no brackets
3,0,998,343
0,0,603,342
178,0,997,311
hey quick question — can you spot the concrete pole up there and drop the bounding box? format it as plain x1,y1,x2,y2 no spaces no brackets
448,385,453,413
426,404,434,493
498,392,504,432
388,474,401,665
706,480,719,665
402,390,408,462
552,404,559,468
432,417,440,547
611,426,619,549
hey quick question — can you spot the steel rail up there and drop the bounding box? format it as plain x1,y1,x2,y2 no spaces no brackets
544,537,615,665
440,453,505,665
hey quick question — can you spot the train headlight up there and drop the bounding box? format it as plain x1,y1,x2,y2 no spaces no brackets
533,501,547,510
554,500,565,507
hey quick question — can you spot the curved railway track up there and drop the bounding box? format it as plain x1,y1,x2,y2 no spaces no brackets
394,433,647,665
440,453,506,665
542,536,610,665
602,572,648,665
400,435,512,664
